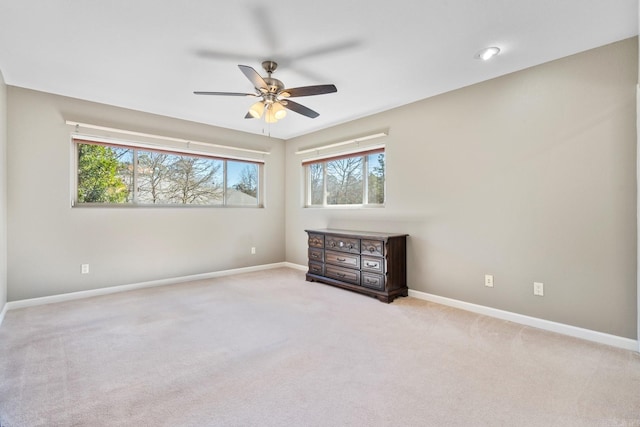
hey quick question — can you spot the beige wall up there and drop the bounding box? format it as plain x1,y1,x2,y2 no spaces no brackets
285,38,638,339
7,88,285,301
0,70,6,312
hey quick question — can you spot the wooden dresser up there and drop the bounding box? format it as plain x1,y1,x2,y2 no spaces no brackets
305,229,408,303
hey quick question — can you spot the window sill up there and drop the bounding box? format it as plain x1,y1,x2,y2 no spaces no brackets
72,203,263,209
303,204,385,209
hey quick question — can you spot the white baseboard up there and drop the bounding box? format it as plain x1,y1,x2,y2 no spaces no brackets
0,302,7,327
408,289,638,352
5,262,289,311
283,262,308,271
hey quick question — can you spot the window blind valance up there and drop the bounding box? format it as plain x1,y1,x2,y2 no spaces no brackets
301,147,385,166
72,136,264,165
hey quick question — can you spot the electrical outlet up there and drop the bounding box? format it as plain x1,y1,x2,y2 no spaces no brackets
534,282,544,296
484,274,494,287
81,264,90,274
251,247,256,255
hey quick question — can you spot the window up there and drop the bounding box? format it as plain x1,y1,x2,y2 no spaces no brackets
74,139,262,207
304,149,385,207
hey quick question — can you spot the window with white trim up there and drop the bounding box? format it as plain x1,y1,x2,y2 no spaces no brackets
304,149,385,207
74,138,263,207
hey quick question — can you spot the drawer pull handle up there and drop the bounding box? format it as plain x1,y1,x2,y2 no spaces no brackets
330,242,336,247
366,279,375,284
312,253,319,258
366,262,377,267
337,273,346,278
369,247,376,252
337,257,346,262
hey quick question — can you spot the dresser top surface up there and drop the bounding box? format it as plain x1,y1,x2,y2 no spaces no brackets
305,229,408,239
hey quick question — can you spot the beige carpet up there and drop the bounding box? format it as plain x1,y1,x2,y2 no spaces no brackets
0,267,639,426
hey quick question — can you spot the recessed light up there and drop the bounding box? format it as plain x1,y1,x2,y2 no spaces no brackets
475,46,501,61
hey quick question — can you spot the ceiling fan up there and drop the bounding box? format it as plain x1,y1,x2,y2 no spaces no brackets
194,60,337,123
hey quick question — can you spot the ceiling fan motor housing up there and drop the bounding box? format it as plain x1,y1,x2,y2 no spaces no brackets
263,77,284,94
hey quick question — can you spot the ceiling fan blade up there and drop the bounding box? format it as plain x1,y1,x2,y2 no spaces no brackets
194,49,259,63
283,100,320,118
238,65,268,92
194,91,257,97
282,84,337,98
292,40,361,61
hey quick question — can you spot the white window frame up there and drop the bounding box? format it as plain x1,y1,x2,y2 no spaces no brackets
303,148,385,208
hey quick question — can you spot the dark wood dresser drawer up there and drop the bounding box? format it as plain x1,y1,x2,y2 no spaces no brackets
325,250,360,269
308,247,324,262
361,239,384,257
308,233,325,248
325,265,361,285
361,255,384,273
361,272,385,290
326,236,360,254
308,261,324,276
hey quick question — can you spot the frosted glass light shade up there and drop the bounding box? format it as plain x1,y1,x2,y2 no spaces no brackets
249,101,265,119
272,102,287,120
265,107,277,123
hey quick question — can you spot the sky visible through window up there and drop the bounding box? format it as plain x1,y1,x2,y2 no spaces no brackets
227,161,246,185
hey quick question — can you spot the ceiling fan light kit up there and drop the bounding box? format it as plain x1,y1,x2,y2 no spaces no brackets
195,60,337,123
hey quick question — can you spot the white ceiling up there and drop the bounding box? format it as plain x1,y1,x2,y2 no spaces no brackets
0,1,637,140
